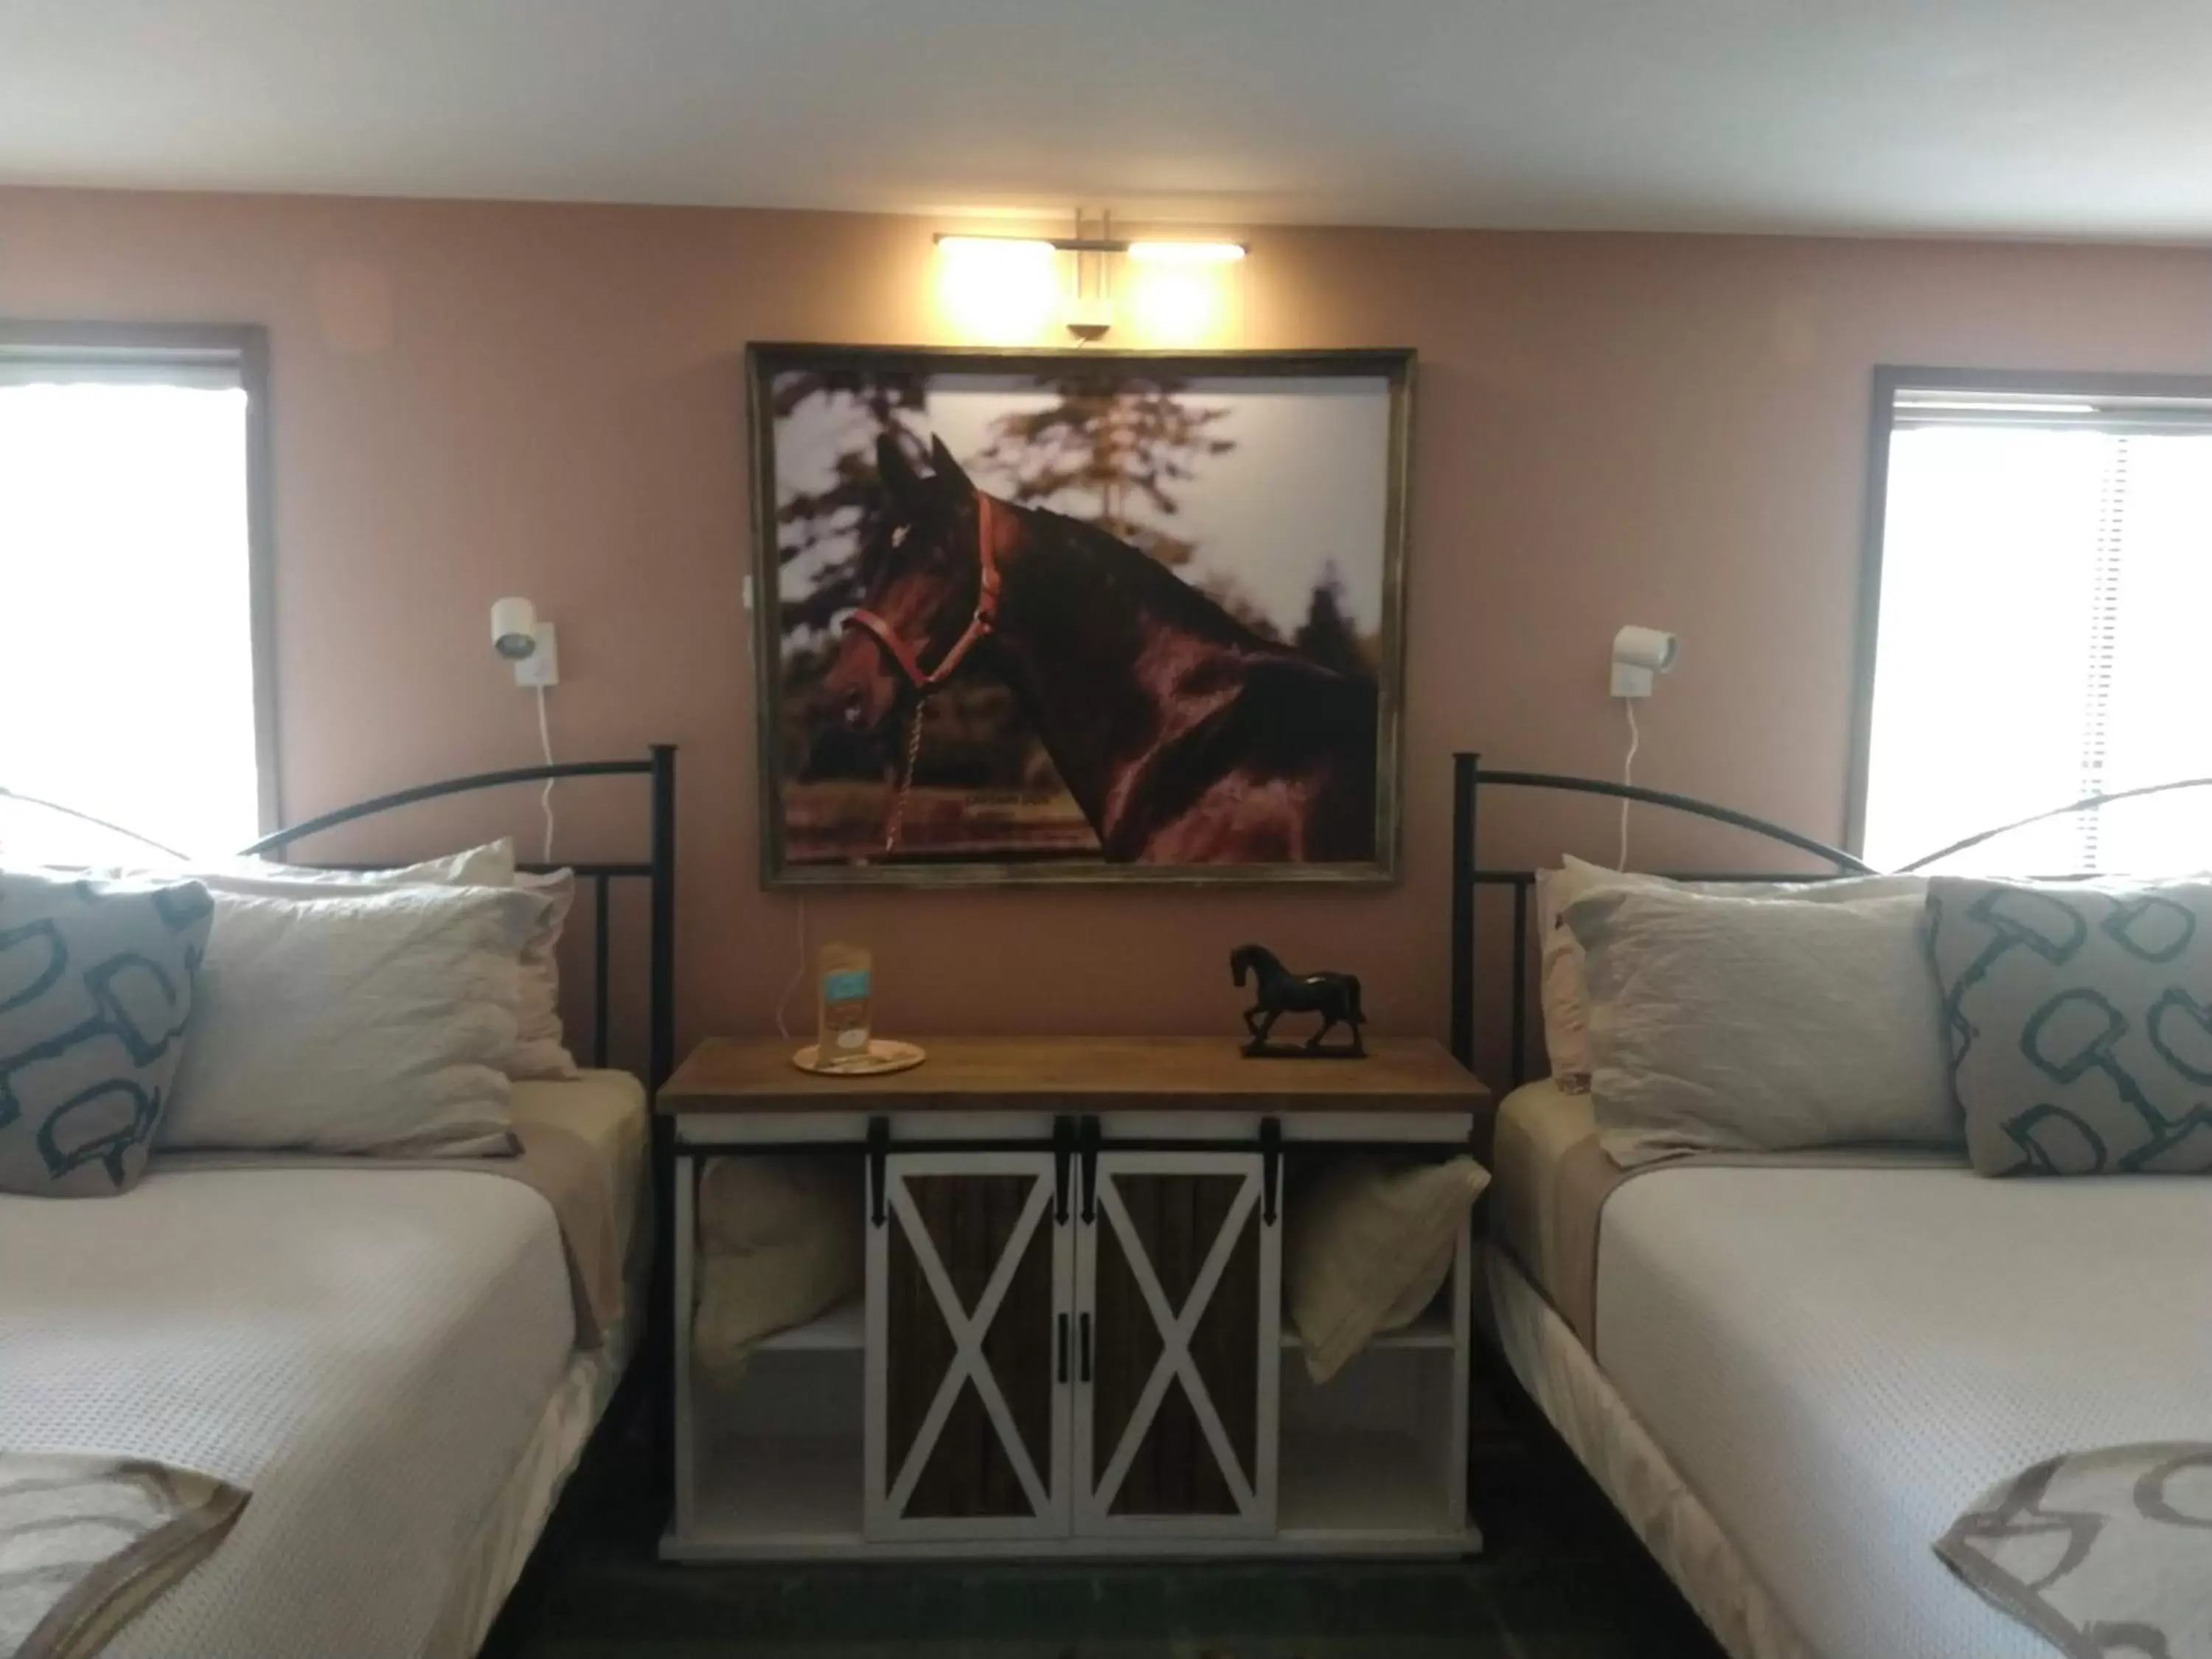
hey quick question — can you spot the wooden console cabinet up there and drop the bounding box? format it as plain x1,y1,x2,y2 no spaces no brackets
658,1036,1487,1562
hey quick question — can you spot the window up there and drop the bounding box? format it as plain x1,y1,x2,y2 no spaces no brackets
1852,369,2212,875
0,325,274,861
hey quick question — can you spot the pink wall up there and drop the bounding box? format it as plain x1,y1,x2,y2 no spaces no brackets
5,186,2211,1075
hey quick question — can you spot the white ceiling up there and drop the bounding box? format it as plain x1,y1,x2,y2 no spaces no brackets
7,0,2212,241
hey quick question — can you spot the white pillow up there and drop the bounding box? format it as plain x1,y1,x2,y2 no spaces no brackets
259,844,577,1079
159,883,549,1155
1535,855,1925,1088
512,868,580,1080
1565,884,1958,1167
174,841,517,894
101,840,578,1080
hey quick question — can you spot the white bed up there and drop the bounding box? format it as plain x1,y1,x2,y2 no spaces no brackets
1487,1084,2212,1659
0,1069,649,1659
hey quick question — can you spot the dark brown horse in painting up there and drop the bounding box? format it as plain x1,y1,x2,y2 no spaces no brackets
821,434,1377,863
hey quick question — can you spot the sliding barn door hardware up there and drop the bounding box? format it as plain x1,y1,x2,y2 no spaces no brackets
1260,1117,1283,1224
1078,1116,1102,1224
866,1115,891,1226
1052,1115,1077,1224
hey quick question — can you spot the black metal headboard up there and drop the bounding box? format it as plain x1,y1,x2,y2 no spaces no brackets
1448,750,2212,1088
1448,751,1871,1087
243,745,678,1091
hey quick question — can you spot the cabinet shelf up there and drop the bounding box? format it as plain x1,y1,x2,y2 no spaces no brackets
1280,1307,1454,1353
686,1431,863,1549
754,1298,864,1352
1276,1429,1459,1542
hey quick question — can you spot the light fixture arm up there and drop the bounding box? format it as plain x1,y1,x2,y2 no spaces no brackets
933,232,1247,260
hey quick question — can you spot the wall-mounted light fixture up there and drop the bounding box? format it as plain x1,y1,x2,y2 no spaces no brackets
933,216,1248,347
1610,625,1680,700
1609,624,1680,867
933,236,1061,344
1126,241,1248,265
490,596,559,687
490,597,562,858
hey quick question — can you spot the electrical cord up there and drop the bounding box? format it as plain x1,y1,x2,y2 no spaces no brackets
774,899,810,1041
1618,698,1641,870
535,684,556,863
739,573,813,1045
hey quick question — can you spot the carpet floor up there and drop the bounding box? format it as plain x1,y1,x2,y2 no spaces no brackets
481,1399,1728,1659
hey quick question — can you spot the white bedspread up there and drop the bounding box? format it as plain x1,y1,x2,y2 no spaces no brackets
0,1165,574,1659
1597,1165,2212,1659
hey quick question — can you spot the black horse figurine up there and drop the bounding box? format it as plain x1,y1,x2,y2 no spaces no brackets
1230,944,1366,1059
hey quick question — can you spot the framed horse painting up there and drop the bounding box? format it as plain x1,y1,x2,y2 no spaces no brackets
748,343,1414,887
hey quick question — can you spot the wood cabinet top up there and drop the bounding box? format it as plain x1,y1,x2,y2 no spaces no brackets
658,1035,1487,1116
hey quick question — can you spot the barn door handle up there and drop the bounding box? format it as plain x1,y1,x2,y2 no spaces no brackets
1077,1116,1102,1225
1057,1313,1070,1384
1078,1312,1093,1384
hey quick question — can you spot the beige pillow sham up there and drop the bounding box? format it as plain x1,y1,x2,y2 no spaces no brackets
105,840,577,1080
1284,1155,1489,1383
512,867,580,1079
692,1155,864,1382
159,882,549,1155
1535,854,1924,1088
1568,884,1958,1166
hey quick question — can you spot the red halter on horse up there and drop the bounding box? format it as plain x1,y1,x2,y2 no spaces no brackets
843,495,1002,698
838,493,1004,852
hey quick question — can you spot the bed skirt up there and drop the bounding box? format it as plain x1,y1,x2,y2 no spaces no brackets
1484,1249,1818,1659
425,1242,648,1658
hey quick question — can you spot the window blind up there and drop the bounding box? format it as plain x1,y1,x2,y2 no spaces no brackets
0,365,260,859
1893,386,2212,434
1863,383,2212,874
0,352,243,392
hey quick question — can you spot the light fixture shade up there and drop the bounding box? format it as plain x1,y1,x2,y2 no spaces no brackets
1610,625,1680,698
929,230,1246,345
1127,240,1248,265
934,236,1058,258
491,597,539,660
1612,625,1680,674
934,237,1060,344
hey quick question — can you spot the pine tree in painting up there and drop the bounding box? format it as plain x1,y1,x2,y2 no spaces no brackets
1293,561,1375,678
970,377,1234,567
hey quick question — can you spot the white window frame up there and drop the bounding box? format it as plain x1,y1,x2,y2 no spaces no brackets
0,321,279,838
1846,364,2212,863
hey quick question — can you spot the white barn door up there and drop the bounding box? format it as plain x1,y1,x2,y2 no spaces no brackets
1074,1150,1280,1540
863,1152,1072,1543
